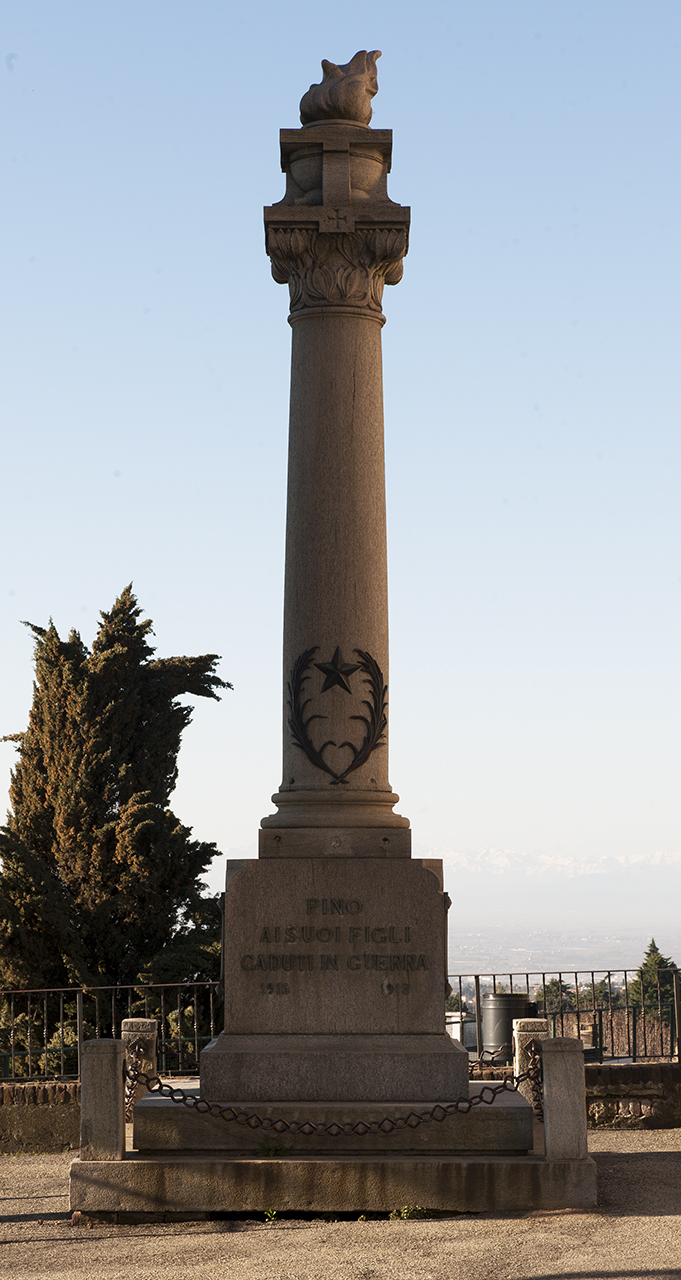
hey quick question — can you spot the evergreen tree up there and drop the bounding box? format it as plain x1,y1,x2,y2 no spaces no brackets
0,586,230,989
578,977,625,1010
535,977,573,1010
627,939,677,1011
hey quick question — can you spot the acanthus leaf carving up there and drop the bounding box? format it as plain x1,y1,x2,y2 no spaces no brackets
266,226,408,314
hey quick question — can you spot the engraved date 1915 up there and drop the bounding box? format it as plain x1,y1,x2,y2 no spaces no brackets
260,982,289,996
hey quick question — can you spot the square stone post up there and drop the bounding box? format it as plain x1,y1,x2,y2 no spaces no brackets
512,1017,549,1106
542,1038,588,1160
121,1018,158,1110
80,1039,125,1161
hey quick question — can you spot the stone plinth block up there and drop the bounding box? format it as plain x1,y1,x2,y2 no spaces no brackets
80,1039,125,1162
258,827,411,858
218,857,449,1038
134,1084,532,1157
542,1038,588,1161
201,1033,468,1104
69,1152,597,1214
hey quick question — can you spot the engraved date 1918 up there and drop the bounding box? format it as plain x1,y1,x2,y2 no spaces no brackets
260,982,289,996
382,980,410,996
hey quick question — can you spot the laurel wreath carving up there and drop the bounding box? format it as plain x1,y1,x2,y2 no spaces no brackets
287,646,387,784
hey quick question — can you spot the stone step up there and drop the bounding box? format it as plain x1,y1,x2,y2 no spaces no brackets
69,1151,597,1215
133,1083,533,1157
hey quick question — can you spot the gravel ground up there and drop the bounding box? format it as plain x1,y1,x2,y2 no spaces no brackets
1,1130,680,1280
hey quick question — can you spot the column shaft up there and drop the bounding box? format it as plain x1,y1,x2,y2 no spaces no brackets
261,90,410,839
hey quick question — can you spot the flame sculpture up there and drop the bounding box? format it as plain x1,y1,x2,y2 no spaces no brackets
299,50,381,127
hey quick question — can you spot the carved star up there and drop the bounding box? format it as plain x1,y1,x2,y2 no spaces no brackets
315,647,360,694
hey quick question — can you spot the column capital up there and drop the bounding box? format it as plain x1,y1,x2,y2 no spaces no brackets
264,123,409,316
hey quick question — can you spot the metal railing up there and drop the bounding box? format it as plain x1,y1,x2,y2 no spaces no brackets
446,967,681,1064
2,965,679,1082
0,981,220,1082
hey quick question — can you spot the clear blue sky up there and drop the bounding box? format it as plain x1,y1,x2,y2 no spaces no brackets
2,2,680,963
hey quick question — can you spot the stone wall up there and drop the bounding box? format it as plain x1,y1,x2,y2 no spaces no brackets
586,1062,681,1129
0,1082,81,1151
470,1060,681,1130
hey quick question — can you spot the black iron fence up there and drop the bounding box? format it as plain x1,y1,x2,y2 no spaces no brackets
446,968,681,1064
2,966,680,1082
0,981,220,1082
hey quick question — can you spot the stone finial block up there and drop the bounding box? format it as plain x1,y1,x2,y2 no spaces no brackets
542,1037,588,1161
121,1018,158,1036
80,1039,125,1162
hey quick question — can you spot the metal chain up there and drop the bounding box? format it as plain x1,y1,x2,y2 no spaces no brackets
124,1035,147,1122
468,1043,514,1074
124,1041,544,1135
468,1041,544,1122
526,1040,544,1122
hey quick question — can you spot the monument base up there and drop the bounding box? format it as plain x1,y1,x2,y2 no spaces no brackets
68,1037,597,1217
69,1152,597,1216
200,1033,469,1103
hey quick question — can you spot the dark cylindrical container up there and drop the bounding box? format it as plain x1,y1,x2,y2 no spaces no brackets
482,993,532,1063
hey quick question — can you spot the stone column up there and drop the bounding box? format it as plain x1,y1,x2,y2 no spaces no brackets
259,53,411,855
201,52,466,1109
80,1039,125,1161
542,1038,589,1161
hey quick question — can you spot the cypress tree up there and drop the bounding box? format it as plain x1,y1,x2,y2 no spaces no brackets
0,586,230,988
628,938,677,1012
